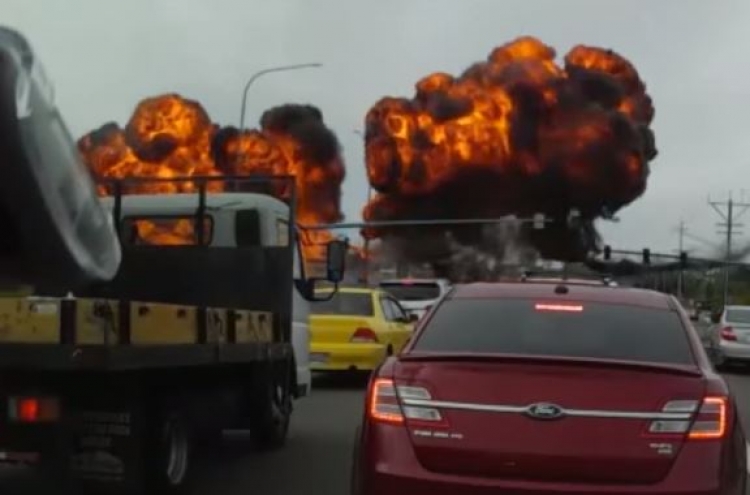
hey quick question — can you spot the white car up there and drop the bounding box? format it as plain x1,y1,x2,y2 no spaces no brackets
378,278,451,320
712,305,750,368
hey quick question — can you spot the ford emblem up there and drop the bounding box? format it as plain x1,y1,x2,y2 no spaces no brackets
525,402,566,420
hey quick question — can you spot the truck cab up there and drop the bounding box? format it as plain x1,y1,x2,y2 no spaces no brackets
99,192,313,397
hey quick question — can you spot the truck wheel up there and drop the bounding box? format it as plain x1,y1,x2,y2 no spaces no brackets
145,410,192,494
249,365,293,450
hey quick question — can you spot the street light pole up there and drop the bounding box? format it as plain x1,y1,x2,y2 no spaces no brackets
354,129,374,285
238,63,323,132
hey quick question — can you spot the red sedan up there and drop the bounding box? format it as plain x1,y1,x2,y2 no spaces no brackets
351,279,747,495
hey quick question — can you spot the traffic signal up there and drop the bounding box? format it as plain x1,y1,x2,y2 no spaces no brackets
642,248,651,265
603,245,611,260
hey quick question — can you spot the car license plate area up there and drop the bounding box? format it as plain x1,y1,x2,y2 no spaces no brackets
310,353,329,364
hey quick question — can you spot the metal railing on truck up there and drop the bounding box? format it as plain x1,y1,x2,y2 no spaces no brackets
0,175,298,369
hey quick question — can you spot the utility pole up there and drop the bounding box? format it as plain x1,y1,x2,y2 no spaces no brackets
708,193,750,307
676,219,686,298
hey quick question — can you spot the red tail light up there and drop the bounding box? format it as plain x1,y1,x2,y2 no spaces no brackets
350,327,378,343
368,378,446,426
647,396,728,440
720,326,737,341
688,397,727,439
369,379,403,424
7,396,60,423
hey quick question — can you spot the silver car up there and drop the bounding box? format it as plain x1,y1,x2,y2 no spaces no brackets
712,305,750,367
378,278,452,320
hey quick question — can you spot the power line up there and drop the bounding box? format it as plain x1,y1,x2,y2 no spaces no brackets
682,231,716,249
708,193,750,306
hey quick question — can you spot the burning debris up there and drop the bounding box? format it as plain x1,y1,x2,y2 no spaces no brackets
362,36,657,270
78,94,345,258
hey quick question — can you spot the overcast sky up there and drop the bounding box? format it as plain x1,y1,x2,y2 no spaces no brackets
4,0,750,256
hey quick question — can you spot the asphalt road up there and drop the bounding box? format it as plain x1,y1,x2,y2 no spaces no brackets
2,369,750,495
0,373,368,495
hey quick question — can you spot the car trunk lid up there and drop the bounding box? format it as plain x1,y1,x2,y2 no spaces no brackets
309,315,377,344
394,356,705,484
309,290,377,344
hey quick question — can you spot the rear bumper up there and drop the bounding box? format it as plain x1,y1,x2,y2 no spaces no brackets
309,342,386,371
0,421,58,466
718,340,750,360
0,450,41,464
356,424,735,495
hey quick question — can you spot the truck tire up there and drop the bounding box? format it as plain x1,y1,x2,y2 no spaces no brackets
248,362,293,450
144,408,192,494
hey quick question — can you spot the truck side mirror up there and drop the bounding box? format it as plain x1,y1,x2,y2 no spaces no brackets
326,239,347,283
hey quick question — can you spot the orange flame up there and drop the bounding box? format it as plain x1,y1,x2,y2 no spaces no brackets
363,36,657,261
79,94,345,260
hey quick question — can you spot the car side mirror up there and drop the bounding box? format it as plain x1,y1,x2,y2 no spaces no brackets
711,312,721,324
326,239,347,283
408,313,419,323
689,314,699,322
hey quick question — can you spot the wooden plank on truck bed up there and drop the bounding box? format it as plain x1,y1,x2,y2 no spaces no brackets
236,311,273,343
0,296,59,343
129,301,198,344
0,295,276,348
206,308,228,344
76,298,119,345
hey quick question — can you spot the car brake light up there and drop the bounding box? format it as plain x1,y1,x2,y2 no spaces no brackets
688,397,727,439
7,396,60,423
720,326,737,341
350,327,378,343
535,303,584,312
368,378,445,426
647,397,727,439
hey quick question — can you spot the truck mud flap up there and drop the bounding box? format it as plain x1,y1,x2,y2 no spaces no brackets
59,391,147,495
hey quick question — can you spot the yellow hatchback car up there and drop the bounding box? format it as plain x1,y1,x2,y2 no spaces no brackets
309,287,417,372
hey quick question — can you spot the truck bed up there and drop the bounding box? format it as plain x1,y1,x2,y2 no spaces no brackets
0,296,287,370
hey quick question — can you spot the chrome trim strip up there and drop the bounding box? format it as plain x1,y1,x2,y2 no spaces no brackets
400,398,693,420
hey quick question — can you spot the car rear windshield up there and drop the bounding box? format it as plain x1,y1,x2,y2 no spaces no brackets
311,292,374,316
412,299,694,365
725,308,750,324
380,282,441,301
